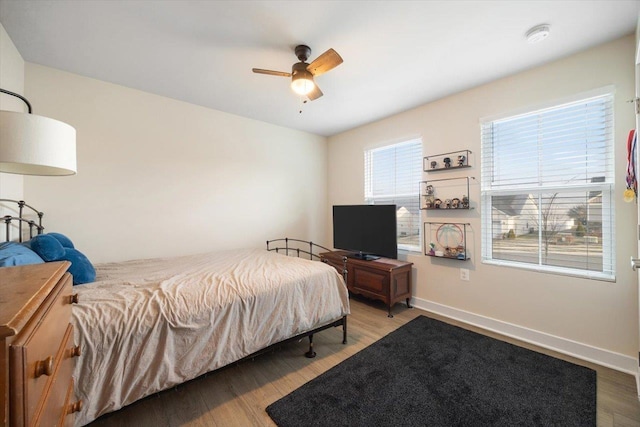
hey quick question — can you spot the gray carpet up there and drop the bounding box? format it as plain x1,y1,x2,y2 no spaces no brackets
266,315,596,427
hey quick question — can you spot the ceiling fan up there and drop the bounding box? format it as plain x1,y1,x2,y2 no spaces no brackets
252,45,343,101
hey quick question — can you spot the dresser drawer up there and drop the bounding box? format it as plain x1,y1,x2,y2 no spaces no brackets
34,324,77,426
9,272,74,426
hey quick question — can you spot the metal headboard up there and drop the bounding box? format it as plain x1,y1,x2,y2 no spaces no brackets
266,238,333,261
0,199,44,242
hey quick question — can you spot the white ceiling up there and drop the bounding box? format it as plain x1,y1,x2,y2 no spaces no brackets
0,1,638,137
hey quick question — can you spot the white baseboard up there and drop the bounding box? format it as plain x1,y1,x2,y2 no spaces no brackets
409,297,637,376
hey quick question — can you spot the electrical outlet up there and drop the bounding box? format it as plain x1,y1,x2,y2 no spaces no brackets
460,268,470,281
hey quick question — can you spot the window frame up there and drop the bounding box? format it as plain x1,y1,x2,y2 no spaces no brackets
364,138,423,254
480,88,615,281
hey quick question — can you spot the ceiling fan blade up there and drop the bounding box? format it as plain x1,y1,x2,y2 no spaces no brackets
307,49,343,76
307,83,323,101
252,68,292,77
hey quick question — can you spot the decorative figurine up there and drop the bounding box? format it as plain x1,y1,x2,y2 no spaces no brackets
451,198,460,209
443,157,452,168
443,199,451,209
429,242,436,255
461,195,469,209
424,184,435,208
434,198,442,208
457,155,466,167
430,160,438,169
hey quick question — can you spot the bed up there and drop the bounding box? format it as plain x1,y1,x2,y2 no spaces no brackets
0,200,350,426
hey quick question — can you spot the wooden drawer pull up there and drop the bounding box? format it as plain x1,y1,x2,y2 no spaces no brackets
70,345,81,358
34,356,54,378
68,399,83,414
70,294,79,304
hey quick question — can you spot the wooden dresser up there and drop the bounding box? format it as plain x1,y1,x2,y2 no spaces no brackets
321,251,413,317
0,261,82,427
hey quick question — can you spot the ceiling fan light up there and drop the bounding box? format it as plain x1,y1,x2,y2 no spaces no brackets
291,70,315,95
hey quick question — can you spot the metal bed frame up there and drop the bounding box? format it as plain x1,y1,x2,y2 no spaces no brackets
267,237,332,260
267,237,349,279
1,199,45,242
266,237,348,357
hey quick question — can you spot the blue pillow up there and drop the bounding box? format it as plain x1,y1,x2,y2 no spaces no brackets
48,232,74,249
60,248,96,285
0,242,44,267
30,234,65,262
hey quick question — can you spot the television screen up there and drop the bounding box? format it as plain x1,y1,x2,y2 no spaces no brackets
333,205,397,260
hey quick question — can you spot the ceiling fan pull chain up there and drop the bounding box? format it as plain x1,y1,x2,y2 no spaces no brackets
299,98,308,114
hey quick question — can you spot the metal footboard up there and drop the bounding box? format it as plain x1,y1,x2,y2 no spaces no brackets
266,237,349,356
266,237,333,261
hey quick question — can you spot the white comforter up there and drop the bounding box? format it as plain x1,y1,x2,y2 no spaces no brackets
71,248,350,426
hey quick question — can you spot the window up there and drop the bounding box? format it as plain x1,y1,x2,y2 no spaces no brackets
365,138,422,252
481,91,615,280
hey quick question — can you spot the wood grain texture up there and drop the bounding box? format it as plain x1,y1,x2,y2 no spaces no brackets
0,261,70,339
1,262,76,427
88,296,640,427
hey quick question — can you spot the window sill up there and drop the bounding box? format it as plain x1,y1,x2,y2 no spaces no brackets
398,247,421,261
482,258,615,283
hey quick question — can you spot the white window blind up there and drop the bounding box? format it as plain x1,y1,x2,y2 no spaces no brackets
480,92,615,280
365,138,422,252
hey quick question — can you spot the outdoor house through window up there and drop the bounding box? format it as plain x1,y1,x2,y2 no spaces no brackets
365,138,422,253
480,90,615,280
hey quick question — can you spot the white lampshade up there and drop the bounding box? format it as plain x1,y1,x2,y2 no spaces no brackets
0,110,77,176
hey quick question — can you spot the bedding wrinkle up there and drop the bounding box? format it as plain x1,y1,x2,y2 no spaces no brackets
71,249,349,426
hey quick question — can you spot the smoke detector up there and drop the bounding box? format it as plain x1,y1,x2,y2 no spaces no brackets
525,24,551,44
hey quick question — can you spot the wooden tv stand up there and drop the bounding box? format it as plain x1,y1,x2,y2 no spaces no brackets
321,251,412,317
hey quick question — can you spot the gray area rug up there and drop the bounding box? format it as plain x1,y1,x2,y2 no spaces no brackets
266,315,596,427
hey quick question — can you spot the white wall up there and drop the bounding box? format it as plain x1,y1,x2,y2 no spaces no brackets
23,64,328,263
0,23,25,214
328,35,637,371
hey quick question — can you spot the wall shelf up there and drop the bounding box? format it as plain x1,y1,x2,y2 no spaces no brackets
424,149,471,172
420,176,474,210
424,222,470,260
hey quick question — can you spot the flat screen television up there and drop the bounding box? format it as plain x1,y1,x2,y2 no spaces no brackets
332,204,397,260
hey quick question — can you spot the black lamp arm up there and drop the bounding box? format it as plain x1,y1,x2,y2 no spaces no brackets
0,88,32,114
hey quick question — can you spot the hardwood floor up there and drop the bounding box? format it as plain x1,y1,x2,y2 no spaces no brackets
89,297,640,427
